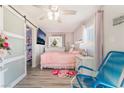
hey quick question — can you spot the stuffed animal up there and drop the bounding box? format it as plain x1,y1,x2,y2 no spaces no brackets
52,70,77,78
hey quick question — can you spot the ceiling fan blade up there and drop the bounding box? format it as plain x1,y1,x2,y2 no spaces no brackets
49,5,59,12
62,10,77,15
39,16,46,20
32,5,42,8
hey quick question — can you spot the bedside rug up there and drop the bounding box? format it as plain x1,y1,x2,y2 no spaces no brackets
52,69,77,78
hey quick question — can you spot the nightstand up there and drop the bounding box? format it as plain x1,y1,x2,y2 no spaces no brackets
75,55,96,76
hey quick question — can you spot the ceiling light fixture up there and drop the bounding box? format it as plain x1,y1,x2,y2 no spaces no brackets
48,5,60,21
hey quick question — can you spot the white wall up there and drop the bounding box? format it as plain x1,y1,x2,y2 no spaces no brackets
26,22,44,68
46,32,74,51
65,32,74,50
73,25,84,43
104,6,124,55
73,16,95,56
32,27,40,68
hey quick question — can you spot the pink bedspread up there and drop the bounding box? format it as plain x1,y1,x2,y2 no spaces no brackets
40,51,79,69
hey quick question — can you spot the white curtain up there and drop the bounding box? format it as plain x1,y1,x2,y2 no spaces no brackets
95,10,104,68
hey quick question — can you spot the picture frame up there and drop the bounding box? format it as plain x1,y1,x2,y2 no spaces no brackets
48,36,63,47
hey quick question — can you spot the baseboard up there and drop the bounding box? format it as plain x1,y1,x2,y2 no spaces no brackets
32,63,40,68
32,65,36,68
8,73,26,88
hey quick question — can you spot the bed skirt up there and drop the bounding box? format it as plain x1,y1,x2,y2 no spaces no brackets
40,64,75,70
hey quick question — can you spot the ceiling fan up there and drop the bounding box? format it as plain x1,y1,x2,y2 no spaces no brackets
33,5,77,23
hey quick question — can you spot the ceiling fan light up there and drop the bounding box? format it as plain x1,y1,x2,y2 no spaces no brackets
50,5,59,12
54,12,60,20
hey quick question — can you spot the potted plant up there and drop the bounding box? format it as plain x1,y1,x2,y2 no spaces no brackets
0,33,10,60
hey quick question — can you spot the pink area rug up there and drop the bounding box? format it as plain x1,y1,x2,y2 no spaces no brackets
51,69,77,78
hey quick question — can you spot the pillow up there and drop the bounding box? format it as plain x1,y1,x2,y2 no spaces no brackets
69,50,80,54
69,48,74,53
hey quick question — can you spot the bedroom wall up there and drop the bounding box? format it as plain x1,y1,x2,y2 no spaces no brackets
83,16,95,57
26,22,42,68
103,6,124,56
73,16,95,57
73,24,84,43
46,32,74,51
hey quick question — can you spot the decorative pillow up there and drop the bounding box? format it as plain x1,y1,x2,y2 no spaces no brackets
69,48,74,53
80,49,88,56
52,70,60,75
69,50,80,54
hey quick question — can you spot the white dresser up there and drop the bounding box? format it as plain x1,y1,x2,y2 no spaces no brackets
75,55,96,76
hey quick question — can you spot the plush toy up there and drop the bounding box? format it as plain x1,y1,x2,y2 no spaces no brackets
52,70,77,78
66,71,77,77
58,70,69,77
52,70,60,75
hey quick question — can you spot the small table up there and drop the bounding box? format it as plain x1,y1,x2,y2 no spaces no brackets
75,55,95,76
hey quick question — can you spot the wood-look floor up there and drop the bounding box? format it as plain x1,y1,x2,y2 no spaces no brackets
15,67,73,88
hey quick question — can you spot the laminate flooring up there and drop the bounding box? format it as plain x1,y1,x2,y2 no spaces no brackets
15,67,73,88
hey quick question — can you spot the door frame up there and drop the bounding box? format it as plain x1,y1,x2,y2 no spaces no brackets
26,21,38,68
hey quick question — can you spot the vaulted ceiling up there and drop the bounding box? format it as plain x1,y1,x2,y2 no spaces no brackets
13,5,99,32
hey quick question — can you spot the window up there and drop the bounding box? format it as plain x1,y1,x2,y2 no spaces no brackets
83,26,94,43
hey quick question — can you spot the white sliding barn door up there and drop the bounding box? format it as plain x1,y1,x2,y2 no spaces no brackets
0,6,26,87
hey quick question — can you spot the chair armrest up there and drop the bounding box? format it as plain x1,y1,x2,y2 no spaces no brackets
78,65,96,71
76,74,93,88
76,73,93,78
94,81,116,88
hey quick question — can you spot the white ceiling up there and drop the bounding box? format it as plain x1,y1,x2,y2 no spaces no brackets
13,5,99,32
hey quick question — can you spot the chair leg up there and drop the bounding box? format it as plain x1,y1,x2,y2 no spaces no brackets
40,66,43,70
76,75,84,88
70,76,76,87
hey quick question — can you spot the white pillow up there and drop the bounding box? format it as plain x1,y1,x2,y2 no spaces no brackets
69,48,74,53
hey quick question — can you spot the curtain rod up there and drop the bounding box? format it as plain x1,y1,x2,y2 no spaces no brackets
8,5,38,28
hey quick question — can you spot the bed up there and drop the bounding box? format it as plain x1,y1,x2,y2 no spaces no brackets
40,51,80,70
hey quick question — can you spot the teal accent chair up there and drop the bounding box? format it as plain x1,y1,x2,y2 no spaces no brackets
72,51,124,88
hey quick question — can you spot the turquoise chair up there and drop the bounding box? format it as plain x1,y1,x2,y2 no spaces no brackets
72,51,124,88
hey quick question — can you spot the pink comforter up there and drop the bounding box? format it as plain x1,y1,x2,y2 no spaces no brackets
41,51,79,69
